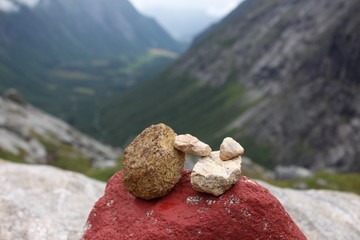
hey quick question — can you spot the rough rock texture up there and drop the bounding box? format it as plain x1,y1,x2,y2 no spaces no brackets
220,137,244,160
275,165,313,180
82,170,306,240
174,134,212,156
191,151,242,196
1,159,359,240
0,160,105,240
259,180,360,240
123,124,185,200
0,96,120,168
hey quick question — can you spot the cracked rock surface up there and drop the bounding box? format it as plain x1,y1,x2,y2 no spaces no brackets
191,151,242,196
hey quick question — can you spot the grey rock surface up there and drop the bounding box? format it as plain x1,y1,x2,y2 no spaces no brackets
258,180,360,240
0,159,359,240
191,151,242,196
0,96,120,168
175,0,360,172
0,159,105,240
275,165,313,180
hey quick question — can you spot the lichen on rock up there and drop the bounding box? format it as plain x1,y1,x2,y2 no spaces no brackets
122,123,185,200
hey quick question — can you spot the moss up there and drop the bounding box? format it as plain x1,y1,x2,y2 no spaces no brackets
267,171,360,195
0,148,27,163
86,157,124,182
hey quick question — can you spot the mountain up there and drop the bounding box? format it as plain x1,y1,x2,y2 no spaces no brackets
0,0,181,128
97,0,360,172
0,89,122,179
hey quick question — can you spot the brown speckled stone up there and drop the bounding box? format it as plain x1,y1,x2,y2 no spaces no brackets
123,123,185,200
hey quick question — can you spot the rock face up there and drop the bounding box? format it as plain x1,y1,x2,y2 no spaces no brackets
123,124,185,200
82,170,306,240
101,0,360,172
0,159,105,240
174,134,212,156
220,137,244,160
1,159,359,240
190,151,242,196
0,96,120,169
259,180,360,240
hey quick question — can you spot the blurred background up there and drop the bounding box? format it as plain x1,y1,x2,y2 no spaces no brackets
0,0,359,194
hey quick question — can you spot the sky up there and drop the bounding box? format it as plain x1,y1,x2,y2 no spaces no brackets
129,0,244,41
0,0,39,12
129,0,243,18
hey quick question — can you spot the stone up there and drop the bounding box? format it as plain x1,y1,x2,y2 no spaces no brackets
0,159,104,240
123,123,185,200
82,170,306,240
3,88,26,105
220,137,244,160
191,151,242,196
174,134,211,156
274,165,313,180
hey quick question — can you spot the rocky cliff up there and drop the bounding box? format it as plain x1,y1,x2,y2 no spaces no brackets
100,0,360,172
0,160,359,240
0,90,121,170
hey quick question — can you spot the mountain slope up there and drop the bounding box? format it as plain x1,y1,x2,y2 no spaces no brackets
0,0,180,128
98,0,360,172
0,90,121,178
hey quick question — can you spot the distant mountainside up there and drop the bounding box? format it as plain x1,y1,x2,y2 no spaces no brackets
0,0,180,127
0,89,122,179
98,0,360,172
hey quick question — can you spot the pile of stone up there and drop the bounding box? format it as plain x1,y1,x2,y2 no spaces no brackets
82,124,307,239
122,123,244,200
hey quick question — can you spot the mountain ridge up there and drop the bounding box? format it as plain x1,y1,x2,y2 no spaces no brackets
97,0,360,172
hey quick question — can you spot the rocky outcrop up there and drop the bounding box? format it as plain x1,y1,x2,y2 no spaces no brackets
1,160,359,240
259,180,360,240
123,124,185,200
0,96,120,168
174,134,212,156
185,0,360,171
83,170,306,239
0,159,104,240
191,151,242,196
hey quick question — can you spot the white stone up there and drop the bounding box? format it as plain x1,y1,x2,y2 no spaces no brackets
0,159,105,240
174,134,211,156
220,137,244,160
191,151,242,196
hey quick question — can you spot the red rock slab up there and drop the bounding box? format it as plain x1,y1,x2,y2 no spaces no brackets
82,170,307,240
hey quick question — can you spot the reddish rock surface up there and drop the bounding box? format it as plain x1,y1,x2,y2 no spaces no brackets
82,170,306,240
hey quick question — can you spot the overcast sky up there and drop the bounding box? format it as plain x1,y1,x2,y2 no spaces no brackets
129,0,244,17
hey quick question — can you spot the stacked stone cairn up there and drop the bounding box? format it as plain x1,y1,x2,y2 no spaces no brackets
123,123,244,200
